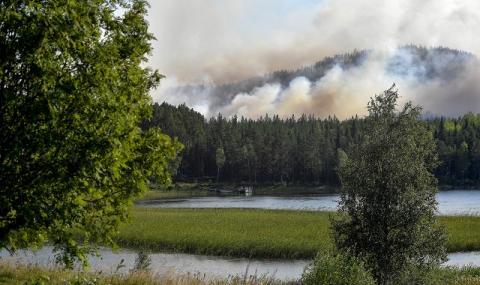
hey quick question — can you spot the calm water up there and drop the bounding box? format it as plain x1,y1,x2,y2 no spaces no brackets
139,190,480,215
0,246,308,280
1,247,479,281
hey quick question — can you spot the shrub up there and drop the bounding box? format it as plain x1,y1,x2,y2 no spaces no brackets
301,249,375,285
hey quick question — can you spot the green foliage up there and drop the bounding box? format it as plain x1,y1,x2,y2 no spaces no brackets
332,86,447,284
0,0,181,267
302,249,375,285
434,113,480,185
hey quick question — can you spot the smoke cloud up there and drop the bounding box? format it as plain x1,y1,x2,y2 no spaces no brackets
148,0,480,119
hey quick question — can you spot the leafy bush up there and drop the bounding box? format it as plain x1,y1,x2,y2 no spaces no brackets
301,250,375,285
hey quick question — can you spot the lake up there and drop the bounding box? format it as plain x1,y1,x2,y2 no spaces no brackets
138,190,480,215
2,247,480,281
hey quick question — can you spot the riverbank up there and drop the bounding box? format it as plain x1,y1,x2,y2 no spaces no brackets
0,262,288,285
141,183,336,201
1,261,480,285
116,208,480,259
147,182,480,195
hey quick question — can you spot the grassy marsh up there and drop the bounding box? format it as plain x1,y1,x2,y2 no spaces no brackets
116,208,480,260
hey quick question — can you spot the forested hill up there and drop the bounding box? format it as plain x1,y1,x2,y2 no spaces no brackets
143,103,480,187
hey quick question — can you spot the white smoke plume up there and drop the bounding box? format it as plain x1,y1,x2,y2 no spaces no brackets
154,48,480,119
148,0,480,119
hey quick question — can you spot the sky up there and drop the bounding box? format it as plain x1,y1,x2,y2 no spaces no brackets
145,0,480,118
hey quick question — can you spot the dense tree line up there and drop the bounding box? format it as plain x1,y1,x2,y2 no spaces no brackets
143,103,480,186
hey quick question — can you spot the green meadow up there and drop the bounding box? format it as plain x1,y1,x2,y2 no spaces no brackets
115,208,480,260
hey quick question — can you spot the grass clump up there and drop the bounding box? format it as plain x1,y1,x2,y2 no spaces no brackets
441,216,480,252
132,252,152,273
426,266,480,285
